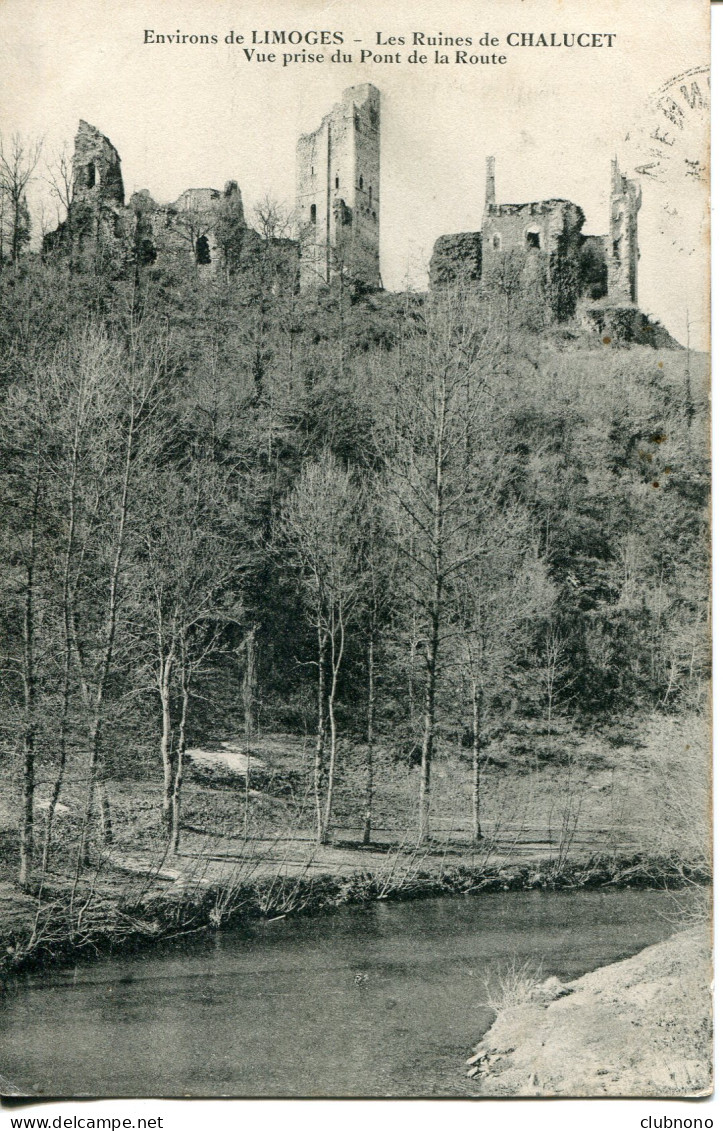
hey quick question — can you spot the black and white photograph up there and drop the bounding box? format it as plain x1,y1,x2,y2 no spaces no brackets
0,0,712,1102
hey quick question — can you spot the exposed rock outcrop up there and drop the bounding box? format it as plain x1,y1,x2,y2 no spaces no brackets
581,305,682,348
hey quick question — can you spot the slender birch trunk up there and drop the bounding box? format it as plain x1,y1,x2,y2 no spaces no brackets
241,625,257,742
362,633,375,847
42,419,81,875
313,624,327,842
418,374,446,844
159,643,175,836
321,613,344,845
471,680,483,842
171,643,189,854
79,379,138,866
19,455,41,888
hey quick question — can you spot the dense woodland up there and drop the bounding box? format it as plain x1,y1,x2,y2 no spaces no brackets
0,164,710,892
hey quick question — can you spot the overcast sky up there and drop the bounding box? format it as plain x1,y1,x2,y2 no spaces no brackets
0,0,709,347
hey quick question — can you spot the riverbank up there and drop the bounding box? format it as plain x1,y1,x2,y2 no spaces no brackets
0,713,709,981
0,888,688,1098
0,848,709,979
467,925,712,1096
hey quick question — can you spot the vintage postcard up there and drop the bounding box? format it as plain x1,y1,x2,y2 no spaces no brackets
0,0,711,1100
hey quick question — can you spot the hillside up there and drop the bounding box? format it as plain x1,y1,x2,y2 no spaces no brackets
0,249,710,900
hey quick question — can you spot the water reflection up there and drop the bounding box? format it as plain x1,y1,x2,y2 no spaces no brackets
1,888,687,1097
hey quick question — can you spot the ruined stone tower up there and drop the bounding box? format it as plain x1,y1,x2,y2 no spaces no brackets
607,158,642,304
47,120,301,285
296,84,381,289
430,155,643,327
484,156,496,213
72,121,124,207
478,157,588,318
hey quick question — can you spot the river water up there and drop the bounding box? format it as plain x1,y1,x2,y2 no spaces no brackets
1,888,686,1097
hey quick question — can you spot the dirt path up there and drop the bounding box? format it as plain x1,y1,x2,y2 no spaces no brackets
108,829,501,877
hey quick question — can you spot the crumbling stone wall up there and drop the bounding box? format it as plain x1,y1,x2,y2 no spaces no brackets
607,158,642,305
296,84,381,289
72,120,124,207
43,121,128,268
430,157,642,327
429,232,482,287
129,184,236,269
578,235,608,301
481,199,585,319
45,121,298,285
481,199,584,262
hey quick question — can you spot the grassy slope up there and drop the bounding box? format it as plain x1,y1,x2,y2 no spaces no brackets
0,710,708,876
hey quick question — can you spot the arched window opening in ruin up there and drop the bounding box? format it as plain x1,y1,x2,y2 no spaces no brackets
492,233,501,250
369,184,372,205
86,163,96,188
372,211,376,221
310,203,317,224
526,230,541,250
195,235,211,265
359,175,364,190
612,238,621,261
335,175,339,190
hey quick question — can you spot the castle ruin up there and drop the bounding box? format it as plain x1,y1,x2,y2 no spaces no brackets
607,158,643,305
430,154,642,320
296,84,381,289
72,119,125,212
46,93,651,338
45,120,295,283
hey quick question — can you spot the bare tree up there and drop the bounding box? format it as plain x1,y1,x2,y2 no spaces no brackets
452,507,553,841
281,453,365,844
42,143,76,267
39,333,104,876
138,461,239,847
379,287,500,842
44,143,74,228
1,328,108,886
542,625,571,741
70,328,166,865
358,479,397,846
0,334,62,888
0,133,42,266
253,193,292,241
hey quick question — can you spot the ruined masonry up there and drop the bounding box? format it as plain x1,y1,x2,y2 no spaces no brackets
430,155,642,321
45,120,295,281
296,84,381,289
427,157,672,343
607,159,643,305
48,92,383,289
48,94,650,335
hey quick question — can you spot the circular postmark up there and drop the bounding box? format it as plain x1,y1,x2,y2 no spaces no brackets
621,65,709,347
630,65,709,190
